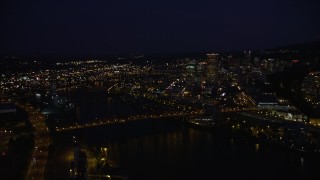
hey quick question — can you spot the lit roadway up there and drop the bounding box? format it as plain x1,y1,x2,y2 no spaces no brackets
221,107,256,112
240,111,320,131
17,103,51,180
56,110,204,132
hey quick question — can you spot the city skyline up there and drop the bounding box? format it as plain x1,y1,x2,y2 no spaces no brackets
1,1,320,179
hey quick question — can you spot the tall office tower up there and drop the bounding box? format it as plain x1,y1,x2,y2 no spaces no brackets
186,59,197,76
206,53,219,82
243,50,252,66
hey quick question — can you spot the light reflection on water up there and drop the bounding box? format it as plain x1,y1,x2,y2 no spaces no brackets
300,157,304,167
68,121,313,180
51,92,319,180
255,143,260,151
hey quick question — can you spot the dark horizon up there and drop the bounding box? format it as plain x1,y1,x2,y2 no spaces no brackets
2,40,320,60
2,36,319,59
1,0,320,57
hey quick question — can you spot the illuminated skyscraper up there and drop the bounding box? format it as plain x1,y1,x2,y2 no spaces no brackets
186,59,197,76
206,53,219,82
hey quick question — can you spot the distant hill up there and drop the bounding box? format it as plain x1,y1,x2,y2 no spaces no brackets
269,41,320,51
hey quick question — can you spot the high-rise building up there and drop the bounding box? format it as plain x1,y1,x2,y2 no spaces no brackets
206,53,219,82
186,60,197,76
243,50,252,66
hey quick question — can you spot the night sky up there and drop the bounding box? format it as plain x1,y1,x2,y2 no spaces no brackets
1,0,320,56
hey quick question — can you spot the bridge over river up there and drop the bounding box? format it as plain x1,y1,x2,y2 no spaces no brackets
55,110,204,132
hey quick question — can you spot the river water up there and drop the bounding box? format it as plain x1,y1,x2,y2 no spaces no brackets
48,91,320,180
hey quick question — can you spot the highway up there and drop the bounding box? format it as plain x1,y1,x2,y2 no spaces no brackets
17,103,51,180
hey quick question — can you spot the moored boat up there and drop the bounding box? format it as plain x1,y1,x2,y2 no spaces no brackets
186,116,215,128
